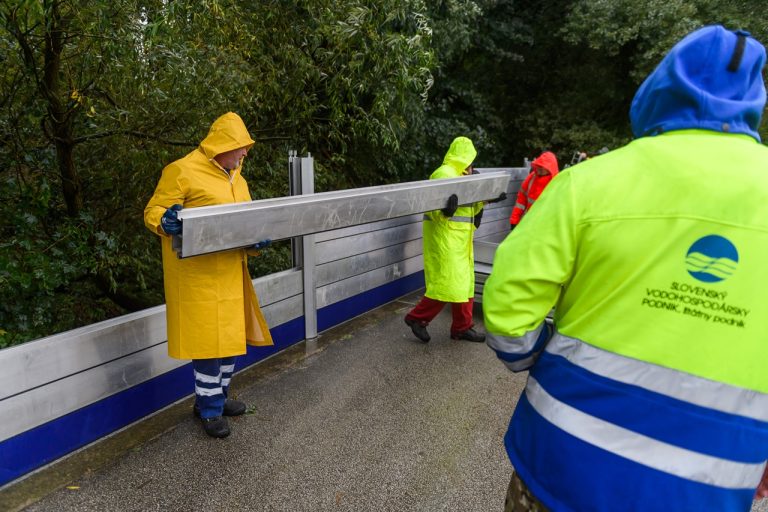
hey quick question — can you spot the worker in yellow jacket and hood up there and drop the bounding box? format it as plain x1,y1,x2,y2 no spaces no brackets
144,112,273,439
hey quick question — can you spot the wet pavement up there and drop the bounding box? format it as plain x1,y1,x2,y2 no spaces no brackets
4,290,768,511
8,291,522,512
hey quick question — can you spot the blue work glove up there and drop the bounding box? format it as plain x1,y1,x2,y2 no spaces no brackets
252,239,272,250
160,204,183,235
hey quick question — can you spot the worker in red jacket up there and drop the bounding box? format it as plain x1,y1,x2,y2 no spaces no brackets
509,151,559,230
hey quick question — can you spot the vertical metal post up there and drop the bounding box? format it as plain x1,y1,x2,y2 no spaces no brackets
300,153,318,341
288,150,303,267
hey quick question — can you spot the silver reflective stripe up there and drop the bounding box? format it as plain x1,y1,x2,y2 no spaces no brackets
526,377,765,489
422,214,473,223
487,324,546,372
195,385,223,397
487,323,544,355
514,202,526,211
194,371,221,384
526,175,537,195
501,355,538,372
547,333,768,422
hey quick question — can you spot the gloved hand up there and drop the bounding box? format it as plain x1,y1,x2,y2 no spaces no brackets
510,223,516,232
252,239,272,250
488,192,507,204
442,194,459,217
160,204,183,235
473,208,484,229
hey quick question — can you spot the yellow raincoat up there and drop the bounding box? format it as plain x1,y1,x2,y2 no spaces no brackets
144,112,273,360
423,136,483,302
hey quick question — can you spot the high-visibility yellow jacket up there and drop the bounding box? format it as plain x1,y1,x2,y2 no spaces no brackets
484,26,768,511
485,130,768,511
144,112,273,359
423,137,483,302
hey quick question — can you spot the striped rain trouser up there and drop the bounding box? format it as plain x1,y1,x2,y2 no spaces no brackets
192,357,236,419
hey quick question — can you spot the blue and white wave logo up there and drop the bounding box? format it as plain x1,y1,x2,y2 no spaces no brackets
685,235,738,283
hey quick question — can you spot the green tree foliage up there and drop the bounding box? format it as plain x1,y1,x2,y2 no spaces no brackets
392,0,531,177
0,0,434,346
2,0,767,346
561,0,768,142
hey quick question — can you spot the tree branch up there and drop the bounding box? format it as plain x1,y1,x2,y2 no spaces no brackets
72,129,196,146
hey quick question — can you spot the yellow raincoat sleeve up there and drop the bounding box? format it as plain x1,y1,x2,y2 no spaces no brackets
483,171,578,338
144,163,186,236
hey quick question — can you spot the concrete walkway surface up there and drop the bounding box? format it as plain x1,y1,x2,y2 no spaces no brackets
7,291,523,512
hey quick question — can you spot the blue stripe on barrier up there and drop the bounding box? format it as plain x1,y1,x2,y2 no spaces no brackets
317,271,424,332
0,272,425,487
0,318,304,487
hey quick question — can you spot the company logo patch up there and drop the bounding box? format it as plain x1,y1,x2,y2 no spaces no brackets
686,235,738,282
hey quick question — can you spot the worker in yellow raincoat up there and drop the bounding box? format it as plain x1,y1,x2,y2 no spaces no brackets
144,112,273,439
404,136,492,344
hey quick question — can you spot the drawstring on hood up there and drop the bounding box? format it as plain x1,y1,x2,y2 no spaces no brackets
630,25,767,141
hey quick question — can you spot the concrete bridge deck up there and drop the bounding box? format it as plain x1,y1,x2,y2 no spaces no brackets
4,290,768,512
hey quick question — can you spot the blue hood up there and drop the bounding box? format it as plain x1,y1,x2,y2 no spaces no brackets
630,26,767,141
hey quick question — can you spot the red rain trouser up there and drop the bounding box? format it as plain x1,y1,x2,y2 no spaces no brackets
405,296,474,335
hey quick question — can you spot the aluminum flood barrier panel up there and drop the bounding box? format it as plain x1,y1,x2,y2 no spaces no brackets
174,171,511,258
0,166,525,490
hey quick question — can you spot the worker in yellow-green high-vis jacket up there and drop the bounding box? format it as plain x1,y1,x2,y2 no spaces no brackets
405,136,494,344
483,26,768,511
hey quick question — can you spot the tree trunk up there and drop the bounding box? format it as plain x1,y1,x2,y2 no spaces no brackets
43,0,82,217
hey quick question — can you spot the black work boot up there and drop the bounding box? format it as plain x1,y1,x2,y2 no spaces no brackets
405,317,430,342
223,399,246,416
451,328,486,343
201,416,230,438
